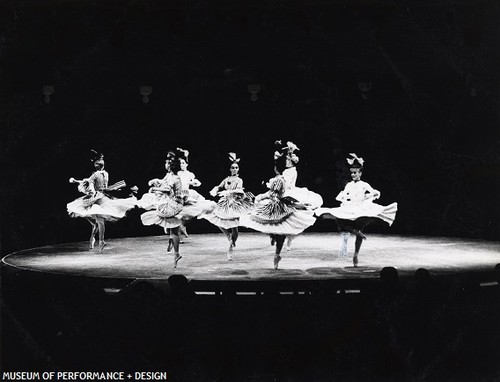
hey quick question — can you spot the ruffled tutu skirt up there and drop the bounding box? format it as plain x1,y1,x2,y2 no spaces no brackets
201,191,254,229
138,192,216,230
67,194,137,222
315,201,398,226
284,187,323,210
183,189,205,204
239,197,316,235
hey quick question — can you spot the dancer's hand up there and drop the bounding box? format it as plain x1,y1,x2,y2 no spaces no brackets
148,178,160,187
209,187,218,197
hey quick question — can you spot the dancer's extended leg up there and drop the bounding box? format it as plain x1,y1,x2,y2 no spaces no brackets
179,222,188,238
339,231,350,258
219,227,234,260
86,218,98,250
273,235,286,270
352,230,366,267
230,228,238,247
165,228,173,252
219,227,231,243
171,227,182,268
97,219,106,253
286,235,293,251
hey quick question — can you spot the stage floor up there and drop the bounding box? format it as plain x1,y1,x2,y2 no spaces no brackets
2,232,500,281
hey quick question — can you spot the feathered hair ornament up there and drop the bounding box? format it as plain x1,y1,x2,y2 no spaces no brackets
274,140,300,164
176,147,190,161
166,150,176,160
284,141,300,164
90,149,104,163
346,153,364,168
228,152,240,163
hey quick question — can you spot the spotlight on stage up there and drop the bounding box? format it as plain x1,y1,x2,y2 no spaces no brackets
43,85,55,104
248,84,262,101
140,86,153,103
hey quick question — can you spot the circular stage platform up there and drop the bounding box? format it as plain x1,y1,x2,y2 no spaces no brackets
3,232,500,282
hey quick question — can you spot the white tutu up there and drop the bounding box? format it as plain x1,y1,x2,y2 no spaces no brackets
238,175,316,235
315,201,398,226
67,195,137,222
240,208,316,235
138,190,216,230
200,186,255,229
284,187,323,210
202,215,240,229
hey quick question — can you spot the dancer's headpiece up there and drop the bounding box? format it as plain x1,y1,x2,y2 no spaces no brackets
284,141,299,164
176,147,190,162
346,153,364,169
228,152,240,164
274,140,299,164
166,150,176,160
90,149,104,165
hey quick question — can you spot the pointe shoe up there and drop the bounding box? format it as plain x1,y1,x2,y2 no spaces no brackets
99,241,106,253
167,238,173,252
89,237,95,250
274,256,282,270
174,254,182,268
353,255,358,267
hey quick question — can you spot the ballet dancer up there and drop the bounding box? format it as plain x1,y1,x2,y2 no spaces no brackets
201,152,254,260
177,147,202,241
67,150,137,253
314,153,398,267
239,148,316,269
276,140,323,251
138,149,214,268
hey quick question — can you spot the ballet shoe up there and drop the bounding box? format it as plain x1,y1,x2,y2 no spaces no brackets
353,255,359,267
179,239,184,244
227,251,233,261
274,256,282,270
99,241,106,253
173,254,182,268
89,237,95,250
167,239,173,252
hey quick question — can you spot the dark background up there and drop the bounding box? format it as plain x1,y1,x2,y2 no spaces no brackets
1,0,500,255
2,1,500,379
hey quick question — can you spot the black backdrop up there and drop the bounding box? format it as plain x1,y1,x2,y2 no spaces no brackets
1,0,500,255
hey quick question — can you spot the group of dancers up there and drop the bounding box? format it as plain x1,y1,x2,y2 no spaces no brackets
67,143,398,269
